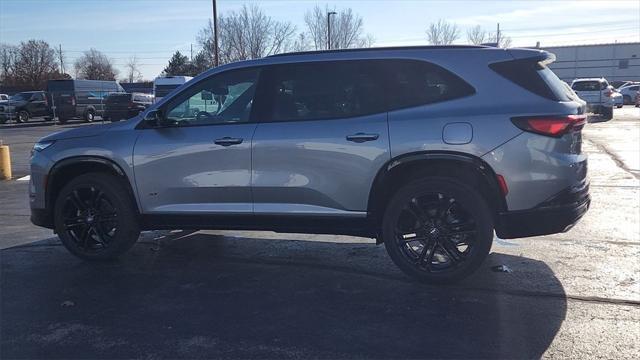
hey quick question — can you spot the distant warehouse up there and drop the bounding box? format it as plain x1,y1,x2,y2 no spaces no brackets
541,42,639,84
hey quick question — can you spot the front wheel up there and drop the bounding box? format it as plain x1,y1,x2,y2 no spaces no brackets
382,177,494,284
601,106,613,120
54,172,140,260
17,110,29,123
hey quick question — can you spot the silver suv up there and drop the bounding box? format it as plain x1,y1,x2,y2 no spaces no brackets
571,78,615,120
30,46,590,283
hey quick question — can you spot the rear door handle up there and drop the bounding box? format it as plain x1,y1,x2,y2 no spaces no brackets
214,137,243,146
346,133,379,143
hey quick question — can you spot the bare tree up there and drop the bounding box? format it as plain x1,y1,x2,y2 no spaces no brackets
303,5,373,50
466,25,487,45
0,43,18,84
124,55,142,83
12,39,59,88
197,4,296,65
74,48,118,80
488,32,512,48
426,19,460,45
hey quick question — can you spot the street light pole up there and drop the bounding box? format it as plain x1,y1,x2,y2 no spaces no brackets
327,11,337,50
212,0,219,66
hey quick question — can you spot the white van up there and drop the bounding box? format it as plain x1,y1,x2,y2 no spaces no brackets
153,76,193,103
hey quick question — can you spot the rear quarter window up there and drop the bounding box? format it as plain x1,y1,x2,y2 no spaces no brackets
490,59,573,101
384,60,475,110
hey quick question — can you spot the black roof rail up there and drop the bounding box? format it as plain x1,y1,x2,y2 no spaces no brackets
268,45,489,58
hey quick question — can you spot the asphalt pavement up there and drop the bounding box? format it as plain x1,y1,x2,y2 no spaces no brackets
0,108,639,359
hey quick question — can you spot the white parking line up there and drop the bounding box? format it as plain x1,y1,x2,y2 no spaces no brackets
16,175,30,182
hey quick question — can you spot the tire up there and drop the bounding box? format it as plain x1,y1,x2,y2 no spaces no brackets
84,110,95,122
602,106,613,120
54,172,140,261
382,177,494,284
623,95,631,105
17,110,29,123
617,105,623,109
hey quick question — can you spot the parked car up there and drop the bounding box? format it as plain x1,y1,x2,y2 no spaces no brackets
618,84,640,105
103,93,154,122
47,79,125,123
0,91,50,123
612,88,624,108
571,78,615,120
29,46,590,283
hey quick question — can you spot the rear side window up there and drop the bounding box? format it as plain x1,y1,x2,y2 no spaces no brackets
384,60,475,109
265,60,386,122
571,81,606,91
491,59,574,101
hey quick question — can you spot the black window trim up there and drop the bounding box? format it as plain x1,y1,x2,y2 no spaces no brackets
257,58,476,124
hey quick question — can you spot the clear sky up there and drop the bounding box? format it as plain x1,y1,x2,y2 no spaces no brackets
1,0,638,80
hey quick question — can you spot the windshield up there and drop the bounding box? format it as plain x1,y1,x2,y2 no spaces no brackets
571,81,605,91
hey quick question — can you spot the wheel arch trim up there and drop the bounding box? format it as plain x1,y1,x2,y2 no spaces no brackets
46,155,139,216
367,150,508,220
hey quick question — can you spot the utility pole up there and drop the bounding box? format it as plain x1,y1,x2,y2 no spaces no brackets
496,23,501,48
58,44,65,74
327,11,337,50
212,0,219,67
190,43,193,61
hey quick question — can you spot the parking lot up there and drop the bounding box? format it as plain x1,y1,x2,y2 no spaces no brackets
1,108,639,358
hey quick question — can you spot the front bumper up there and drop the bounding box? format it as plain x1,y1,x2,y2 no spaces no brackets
495,181,590,239
31,208,54,229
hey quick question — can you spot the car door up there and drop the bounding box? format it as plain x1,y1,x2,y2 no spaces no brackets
133,67,261,215
29,92,48,116
251,60,390,216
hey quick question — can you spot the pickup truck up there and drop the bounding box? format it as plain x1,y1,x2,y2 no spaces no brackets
571,78,614,120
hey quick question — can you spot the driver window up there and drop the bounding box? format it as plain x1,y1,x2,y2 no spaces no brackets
165,68,260,126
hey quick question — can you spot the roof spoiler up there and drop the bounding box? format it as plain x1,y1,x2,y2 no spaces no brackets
507,48,556,65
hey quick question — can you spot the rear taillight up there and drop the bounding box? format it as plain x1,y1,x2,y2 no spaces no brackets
511,115,586,137
604,89,612,97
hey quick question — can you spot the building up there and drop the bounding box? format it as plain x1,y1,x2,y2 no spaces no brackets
541,42,639,85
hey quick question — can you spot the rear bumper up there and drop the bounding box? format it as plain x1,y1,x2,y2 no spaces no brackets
495,181,590,239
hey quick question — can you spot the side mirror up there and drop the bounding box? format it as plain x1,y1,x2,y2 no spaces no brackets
143,109,162,127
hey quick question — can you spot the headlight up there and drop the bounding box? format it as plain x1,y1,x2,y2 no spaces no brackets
32,141,55,154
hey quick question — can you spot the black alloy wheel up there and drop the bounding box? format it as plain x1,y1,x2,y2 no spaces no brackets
383,177,493,283
394,192,477,273
54,173,140,260
60,186,118,253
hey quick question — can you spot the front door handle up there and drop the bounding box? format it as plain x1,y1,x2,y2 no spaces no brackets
346,133,379,143
214,137,243,146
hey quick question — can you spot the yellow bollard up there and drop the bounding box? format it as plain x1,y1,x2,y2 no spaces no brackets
0,144,12,180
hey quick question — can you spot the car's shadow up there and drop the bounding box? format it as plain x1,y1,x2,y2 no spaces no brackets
1,231,567,359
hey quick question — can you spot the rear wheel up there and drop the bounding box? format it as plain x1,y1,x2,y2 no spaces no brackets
382,177,493,284
602,106,613,120
54,172,140,260
84,109,95,122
